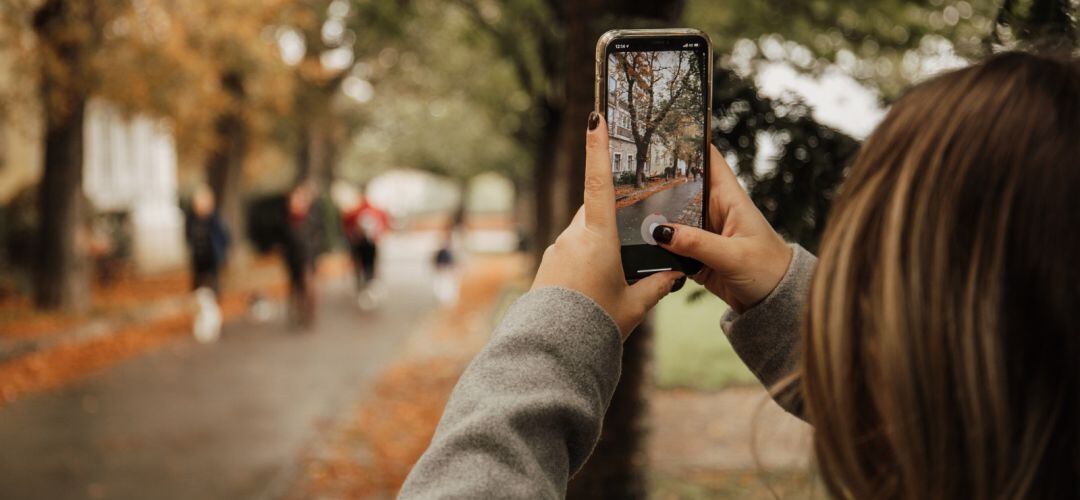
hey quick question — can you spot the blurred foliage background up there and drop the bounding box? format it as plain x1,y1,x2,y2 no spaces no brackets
1,0,1075,308
0,0,1076,496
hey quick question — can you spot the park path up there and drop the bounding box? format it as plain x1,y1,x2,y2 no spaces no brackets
0,233,444,500
616,181,703,245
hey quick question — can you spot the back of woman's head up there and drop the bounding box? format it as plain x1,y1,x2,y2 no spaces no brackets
803,51,1080,499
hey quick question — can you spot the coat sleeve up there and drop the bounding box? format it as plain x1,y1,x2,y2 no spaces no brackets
720,244,817,420
399,286,624,499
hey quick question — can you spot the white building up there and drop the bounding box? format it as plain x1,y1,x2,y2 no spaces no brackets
648,141,674,177
1,37,185,276
606,78,637,178
83,99,185,273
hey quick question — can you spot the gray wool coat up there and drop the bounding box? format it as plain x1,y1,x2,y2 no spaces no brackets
399,245,817,499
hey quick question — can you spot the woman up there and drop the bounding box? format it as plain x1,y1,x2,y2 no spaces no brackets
401,52,1080,498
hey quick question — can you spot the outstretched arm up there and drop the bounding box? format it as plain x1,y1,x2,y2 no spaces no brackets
402,113,683,497
720,244,816,419
399,287,623,499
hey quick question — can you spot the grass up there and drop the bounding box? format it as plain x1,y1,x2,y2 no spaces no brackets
650,469,820,499
653,282,757,390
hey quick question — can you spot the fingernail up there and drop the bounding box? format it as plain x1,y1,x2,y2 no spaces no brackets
671,276,687,293
587,111,600,131
653,224,674,244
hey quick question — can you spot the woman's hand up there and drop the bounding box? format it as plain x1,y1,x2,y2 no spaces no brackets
532,113,683,339
651,146,792,313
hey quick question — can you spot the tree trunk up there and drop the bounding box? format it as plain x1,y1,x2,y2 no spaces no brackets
558,2,686,498
295,81,342,193
554,0,598,228
295,115,335,190
559,1,645,498
530,101,563,261
634,145,648,188
510,177,534,253
33,0,91,311
34,96,90,311
206,73,247,257
206,116,244,256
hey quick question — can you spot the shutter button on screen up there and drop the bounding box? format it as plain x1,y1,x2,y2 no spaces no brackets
640,213,668,245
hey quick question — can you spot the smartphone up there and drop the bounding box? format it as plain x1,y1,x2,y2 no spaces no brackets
595,28,712,281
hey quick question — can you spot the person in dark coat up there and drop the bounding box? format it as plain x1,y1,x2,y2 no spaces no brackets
185,185,230,343
185,185,230,295
282,183,321,328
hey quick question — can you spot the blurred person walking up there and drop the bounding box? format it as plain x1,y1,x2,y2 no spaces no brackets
431,225,458,305
185,185,230,343
401,52,1080,499
282,183,321,329
341,192,390,310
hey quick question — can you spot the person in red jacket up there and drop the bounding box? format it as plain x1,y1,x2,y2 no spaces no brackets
341,194,390,309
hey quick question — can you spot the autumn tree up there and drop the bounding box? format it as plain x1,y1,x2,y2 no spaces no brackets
653,54,706,181
164,0,295,249
449,0,685,258
612,50,698,188
282,0,411,188
445,2,688,497
9,0,295,310
339,0,529,182
28,0,112,311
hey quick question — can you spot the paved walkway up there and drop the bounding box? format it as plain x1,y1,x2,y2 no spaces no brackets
616,181,703,245
0,234,443,500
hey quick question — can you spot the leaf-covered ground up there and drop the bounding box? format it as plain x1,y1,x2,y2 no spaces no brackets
290,254,528,499
291,256,816,499
615,177,692,209
0,253,340,406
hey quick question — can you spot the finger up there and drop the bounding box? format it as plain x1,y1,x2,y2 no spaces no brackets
709,144,746,201
626,271,683,315
584,112,616,232
708,144,743,195
653,223,746,274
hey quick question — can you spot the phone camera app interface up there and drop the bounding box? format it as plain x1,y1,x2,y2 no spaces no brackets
607,44,706,246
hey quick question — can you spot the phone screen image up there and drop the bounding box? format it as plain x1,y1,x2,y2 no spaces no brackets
605,37,708,276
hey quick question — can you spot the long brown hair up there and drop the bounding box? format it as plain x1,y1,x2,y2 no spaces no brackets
803,52,1080,499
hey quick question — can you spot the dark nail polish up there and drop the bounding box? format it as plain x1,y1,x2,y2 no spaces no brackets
653,224,674,244
587,111,600,131
671,276,687,293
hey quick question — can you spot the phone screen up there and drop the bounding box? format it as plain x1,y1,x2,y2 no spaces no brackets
605,36,708,277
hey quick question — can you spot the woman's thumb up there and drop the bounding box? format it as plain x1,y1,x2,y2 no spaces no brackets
652,223,743,274
626,271,683,315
